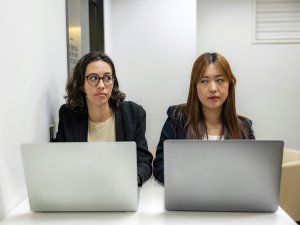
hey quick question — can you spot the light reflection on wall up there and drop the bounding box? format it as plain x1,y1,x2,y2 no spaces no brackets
68,27,81,73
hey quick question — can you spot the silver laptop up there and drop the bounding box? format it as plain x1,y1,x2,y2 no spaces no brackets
164,140,283,212
21,142,138,212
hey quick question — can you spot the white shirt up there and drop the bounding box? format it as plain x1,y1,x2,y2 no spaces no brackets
205,135,224,140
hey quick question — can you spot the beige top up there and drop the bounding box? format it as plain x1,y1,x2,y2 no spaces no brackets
205,135,224,140
87,114,116,142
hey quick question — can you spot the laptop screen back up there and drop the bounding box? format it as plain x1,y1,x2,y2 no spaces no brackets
21,142,138,211
164,140,283,212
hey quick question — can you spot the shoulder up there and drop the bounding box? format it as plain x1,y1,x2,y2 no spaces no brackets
238,115,253,129
59,104,85,117
118,101,144,111
238,115,255,139
166,103,187,126
117,101,146,116
59,104,71,114
167,103,186,118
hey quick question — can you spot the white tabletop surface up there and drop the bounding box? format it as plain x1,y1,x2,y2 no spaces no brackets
1,179,297,225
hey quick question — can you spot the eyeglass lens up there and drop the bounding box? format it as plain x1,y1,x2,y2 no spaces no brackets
86,74,114,86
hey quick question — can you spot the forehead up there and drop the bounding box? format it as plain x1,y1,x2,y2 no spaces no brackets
85,60,112,74
201,63,221,78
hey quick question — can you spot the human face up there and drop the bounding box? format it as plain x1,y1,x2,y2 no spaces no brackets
84,60,114,109
196,63,229,112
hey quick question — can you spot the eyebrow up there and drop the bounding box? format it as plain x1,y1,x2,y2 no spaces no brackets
86,72,112,76
201,74,223,79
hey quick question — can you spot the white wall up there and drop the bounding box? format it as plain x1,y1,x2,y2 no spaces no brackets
197,0,300,149
1,0,299,219
108,0,197,149
0,0,67,219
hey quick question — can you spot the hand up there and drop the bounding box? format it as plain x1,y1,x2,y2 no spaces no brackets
137,175,142,187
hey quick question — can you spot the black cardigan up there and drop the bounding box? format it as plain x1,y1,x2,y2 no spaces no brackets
153,105,255,184
54,101,153,186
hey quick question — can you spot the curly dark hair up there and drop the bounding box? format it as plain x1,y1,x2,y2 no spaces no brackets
65,52,126,112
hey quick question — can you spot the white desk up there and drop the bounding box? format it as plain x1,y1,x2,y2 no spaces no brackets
1,179,297,225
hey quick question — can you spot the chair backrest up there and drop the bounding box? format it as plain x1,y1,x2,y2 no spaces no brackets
282,148,300,164
280,148,300,221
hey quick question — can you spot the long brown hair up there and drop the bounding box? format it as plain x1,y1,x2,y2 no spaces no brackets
65,52,125,113
179,52,248,139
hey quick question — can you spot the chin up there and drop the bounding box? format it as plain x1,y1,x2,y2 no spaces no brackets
89,100,108,108
205,104,223,110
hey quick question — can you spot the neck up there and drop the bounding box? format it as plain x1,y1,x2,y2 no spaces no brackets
87,102,112,123
202,107,222,137
202,107,222,126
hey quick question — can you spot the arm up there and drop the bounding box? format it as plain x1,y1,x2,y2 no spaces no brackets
247,120,255,139
153,107,181,184
135,105,153,186
53,104,88,142
243,118,255,139
53,105,66,142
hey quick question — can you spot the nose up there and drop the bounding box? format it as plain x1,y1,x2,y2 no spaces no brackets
209,81,217,93
97,78,105,89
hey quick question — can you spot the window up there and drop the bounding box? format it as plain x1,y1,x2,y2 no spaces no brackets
253,0,300,43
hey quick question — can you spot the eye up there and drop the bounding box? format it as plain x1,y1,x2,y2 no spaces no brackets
89,75,99,82
103,75,112,82
216,78,225,83
200,79,208,84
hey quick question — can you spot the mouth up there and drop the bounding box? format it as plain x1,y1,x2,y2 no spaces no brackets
208,96,219,100
95,93,107,97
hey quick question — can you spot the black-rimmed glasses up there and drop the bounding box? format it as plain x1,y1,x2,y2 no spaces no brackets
85,74,114,86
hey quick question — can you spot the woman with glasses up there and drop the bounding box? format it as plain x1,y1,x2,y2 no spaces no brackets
55,52,153,186
153,52,255,184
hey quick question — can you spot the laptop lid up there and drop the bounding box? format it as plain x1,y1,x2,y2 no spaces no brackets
21,142,138,212
164,140,283,212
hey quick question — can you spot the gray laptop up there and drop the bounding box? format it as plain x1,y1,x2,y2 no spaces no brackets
21,142,138,212
164,140,283,212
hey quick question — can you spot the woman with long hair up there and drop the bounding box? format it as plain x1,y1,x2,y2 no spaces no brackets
55,52,153,186
153,52,255,184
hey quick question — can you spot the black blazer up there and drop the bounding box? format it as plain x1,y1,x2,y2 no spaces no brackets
55,101,153,186
153,105,255,184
